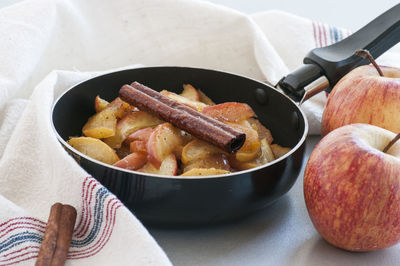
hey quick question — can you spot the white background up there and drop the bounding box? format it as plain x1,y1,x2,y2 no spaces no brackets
2,0,399,31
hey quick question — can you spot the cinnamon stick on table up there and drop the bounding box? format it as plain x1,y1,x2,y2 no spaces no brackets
36,203,77,266
119,82,246,153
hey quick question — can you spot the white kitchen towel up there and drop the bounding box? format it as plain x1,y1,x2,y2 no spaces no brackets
0,0,399,265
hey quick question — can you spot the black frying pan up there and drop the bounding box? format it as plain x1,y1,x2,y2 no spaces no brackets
51,4,399,226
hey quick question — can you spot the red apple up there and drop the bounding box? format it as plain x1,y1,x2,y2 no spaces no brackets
321,65,400,136
304,123,400,251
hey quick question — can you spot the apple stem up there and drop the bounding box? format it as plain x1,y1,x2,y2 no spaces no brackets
355,49,384,77
383,132,400,153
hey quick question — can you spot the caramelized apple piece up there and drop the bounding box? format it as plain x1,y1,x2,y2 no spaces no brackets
198,90,216,105
94,95,109,112
227,121,261,162
130,140,147,153
235,150,259,162
202,102,256,123
248,118,273,144
82,107,118,139
181,139,225,164
116,143,131,159
85,97,136,139
67,137,119,164
259,138,275,163
183,154,231,173
146,123,186,167
113,152,147,170
180,84,200,101
271,144,291,158
103,111,163,149
125,127,154,143
180,168,230,177
160,90,207,111
234,162,261,170
138,154,177,175
211,138,276,171
107,97,135,118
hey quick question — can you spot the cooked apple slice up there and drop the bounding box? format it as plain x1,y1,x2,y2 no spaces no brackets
235,150,260,162
183,154,231,173
259,138,275,163
202,102,256,123
271,144,291,158
125,127,154,143
137,154,177,176
107,97,135,119
103,111,163,149
146,123,185,167
82,107,118,139
160,90,207,111
248,118,273,144
234,162,261,171
130,140,147,153
113,152,147,170
94,95,109,112
227,122,261,162
180,84,200,101
67,137,119,164
116,143,131,159
126,128,154,153
198,89,215,105
180,168,230,177
230,138,275,170
181,139,225,164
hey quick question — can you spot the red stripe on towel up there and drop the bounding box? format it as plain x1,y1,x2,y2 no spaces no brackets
75,179,97,238
312,21,318,47
68,200,122,258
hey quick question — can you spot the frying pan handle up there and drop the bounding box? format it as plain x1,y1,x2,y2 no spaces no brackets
278,3,400,102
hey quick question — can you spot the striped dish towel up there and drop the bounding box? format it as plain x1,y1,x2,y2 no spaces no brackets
312,21,352,48
0,177,121,264
0,0,399,265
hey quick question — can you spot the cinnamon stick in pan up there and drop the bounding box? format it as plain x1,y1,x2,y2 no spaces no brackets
119,82,246,153
36,203,77,266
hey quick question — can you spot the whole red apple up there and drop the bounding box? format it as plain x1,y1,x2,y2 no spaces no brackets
304,123,400,251
321,65,400,136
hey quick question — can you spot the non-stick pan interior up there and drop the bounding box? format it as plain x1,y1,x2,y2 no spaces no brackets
53,66,306,150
